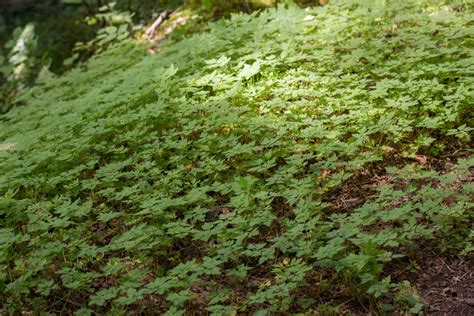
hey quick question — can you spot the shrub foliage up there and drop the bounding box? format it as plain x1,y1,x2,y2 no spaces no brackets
0,0,473,314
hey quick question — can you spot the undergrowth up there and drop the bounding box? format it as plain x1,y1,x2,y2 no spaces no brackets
0,0,473,314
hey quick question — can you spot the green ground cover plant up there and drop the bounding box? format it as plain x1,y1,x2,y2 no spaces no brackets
0,0,472,314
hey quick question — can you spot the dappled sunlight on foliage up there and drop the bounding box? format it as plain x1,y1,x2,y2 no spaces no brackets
0,0,472,314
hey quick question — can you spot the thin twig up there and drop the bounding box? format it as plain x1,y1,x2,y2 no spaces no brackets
57,295,82,308
433,252,456,274
337,297,355,308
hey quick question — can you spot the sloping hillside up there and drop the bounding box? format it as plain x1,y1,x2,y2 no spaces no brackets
0,1,473,314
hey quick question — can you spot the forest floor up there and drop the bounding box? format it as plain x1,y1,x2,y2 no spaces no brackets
0,0,473,314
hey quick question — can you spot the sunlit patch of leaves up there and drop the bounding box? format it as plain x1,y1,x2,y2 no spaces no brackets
0,0,472,314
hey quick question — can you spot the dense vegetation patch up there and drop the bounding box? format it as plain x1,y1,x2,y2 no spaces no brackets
0,0,473,314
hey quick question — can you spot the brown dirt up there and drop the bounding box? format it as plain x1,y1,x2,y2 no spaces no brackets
390,253,474,316
413,255,474,315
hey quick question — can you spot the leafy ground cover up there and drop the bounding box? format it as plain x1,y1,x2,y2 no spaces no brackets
0,0,473,314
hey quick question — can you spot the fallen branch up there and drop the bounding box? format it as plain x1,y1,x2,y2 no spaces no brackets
145,10,172,38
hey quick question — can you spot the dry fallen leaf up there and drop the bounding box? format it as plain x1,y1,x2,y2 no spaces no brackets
414,155,428,165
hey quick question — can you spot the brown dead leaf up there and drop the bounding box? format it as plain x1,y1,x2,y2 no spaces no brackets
320,169,331,178
414,155,428,165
